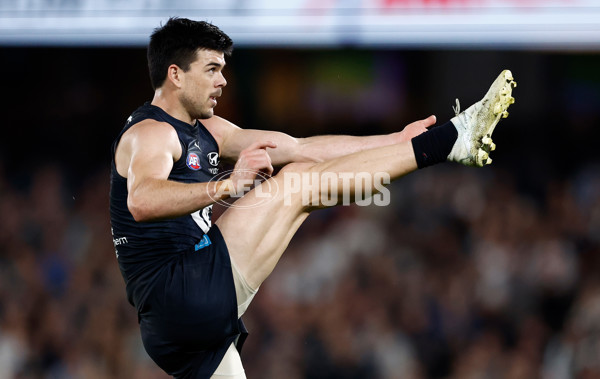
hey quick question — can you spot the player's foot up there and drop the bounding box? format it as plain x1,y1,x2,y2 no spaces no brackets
447,69,516,167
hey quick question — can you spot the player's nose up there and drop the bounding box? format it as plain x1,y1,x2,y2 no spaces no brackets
217,72,227,88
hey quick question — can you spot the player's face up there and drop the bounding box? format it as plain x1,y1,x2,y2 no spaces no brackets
180,49,227,120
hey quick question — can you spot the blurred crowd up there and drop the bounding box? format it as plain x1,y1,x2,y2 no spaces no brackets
1,158,599,379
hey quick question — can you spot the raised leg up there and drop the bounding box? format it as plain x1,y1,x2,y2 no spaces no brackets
216,142,418,290
217,69,517,290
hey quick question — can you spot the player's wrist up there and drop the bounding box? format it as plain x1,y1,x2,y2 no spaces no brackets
392,130,407,143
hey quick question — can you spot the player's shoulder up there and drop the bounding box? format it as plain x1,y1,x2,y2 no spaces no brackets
127,118,177,138
124,102,179,134
120,119,180,155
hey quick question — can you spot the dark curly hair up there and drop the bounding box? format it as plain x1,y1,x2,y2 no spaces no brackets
147,17,233,90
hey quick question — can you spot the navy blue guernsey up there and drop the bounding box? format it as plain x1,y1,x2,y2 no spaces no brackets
109,102,221,311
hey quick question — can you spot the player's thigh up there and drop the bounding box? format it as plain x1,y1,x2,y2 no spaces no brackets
215,163,312,289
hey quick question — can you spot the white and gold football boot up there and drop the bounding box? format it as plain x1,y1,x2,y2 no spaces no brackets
448,70,517,167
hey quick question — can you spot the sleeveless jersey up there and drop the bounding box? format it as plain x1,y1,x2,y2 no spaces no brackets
109,102,220,310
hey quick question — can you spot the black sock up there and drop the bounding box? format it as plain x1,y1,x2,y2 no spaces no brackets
410,121,458,169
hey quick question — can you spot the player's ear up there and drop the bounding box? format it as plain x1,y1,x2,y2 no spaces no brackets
167,64,183,88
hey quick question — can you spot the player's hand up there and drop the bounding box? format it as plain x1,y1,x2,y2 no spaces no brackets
398,115,436,141
230,141,277,194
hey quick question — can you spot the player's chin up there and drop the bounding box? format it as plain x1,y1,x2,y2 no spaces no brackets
198,109,215,119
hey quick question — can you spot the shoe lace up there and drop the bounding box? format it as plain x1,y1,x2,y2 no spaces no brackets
452,98,461,117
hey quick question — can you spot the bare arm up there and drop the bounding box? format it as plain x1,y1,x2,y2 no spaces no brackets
203,115,437,166
116,120,234,222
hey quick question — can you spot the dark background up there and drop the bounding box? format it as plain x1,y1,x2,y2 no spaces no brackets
2,48,598,190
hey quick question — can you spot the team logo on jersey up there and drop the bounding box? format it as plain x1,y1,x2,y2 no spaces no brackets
207,152,219,166
186,153,201,170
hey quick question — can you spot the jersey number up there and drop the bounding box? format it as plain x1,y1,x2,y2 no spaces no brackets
191,205,212,234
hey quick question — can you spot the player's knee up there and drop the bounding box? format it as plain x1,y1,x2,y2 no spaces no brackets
273,162,328,211
274,162,317,194
278,162,316,175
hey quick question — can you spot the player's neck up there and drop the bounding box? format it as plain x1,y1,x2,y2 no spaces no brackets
151,89,194,125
